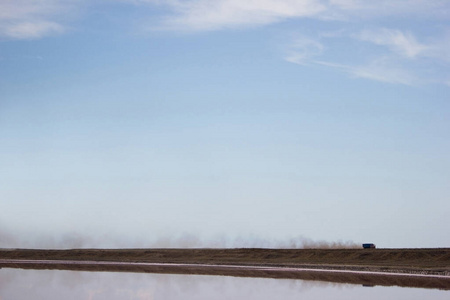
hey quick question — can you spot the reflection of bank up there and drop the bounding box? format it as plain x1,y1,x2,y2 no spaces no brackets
0,260,449,290
2,267,447,300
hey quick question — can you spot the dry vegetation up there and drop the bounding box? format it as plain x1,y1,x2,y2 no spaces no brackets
1,248,449,271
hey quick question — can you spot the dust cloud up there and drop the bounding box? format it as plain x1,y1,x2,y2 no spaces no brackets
152,233,359,249
0,228,358,249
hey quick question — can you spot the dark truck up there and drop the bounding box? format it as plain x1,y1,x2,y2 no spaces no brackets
362,243,376,249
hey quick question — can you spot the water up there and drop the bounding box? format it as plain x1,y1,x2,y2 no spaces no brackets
0,268,448,299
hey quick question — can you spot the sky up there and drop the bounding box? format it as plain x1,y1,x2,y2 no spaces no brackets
0,0,449,249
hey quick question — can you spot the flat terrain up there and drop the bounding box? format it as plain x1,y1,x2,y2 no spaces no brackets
1,248,449,290
1,248,449,273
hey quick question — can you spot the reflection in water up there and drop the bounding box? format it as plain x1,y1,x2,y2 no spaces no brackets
0,268,448,300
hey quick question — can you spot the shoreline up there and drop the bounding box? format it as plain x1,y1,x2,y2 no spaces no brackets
1,248,449,289
1,258,450,290
1,258,449,278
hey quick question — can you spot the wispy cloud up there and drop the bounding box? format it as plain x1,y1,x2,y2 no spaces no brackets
135,0,448,86
327,0,450,19
3,1,448,38
357,28,428,59
1,21,63,39
315,58,416,85
140,0,450,31
153,0,326,31
284,26,450,86
2,0,448,86
0,0,77,39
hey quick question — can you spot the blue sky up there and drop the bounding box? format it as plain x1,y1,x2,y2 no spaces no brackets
1,0,449,249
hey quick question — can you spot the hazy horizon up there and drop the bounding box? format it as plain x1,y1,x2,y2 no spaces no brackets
1,0,449,249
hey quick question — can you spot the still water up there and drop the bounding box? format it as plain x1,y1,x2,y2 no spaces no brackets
0,268,448,299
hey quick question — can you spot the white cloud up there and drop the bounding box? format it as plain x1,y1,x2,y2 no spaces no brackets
327,0,450,19
315,58,416,85
2,0,448,87
2,0,449,39
358,29,428,59
1,21,64,39
283,30,439,85
345,61,415,85
0,0,77,39
154,0,326,31
141,0,450,31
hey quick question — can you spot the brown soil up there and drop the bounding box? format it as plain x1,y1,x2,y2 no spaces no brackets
1,248,449,270
1,248,449,290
